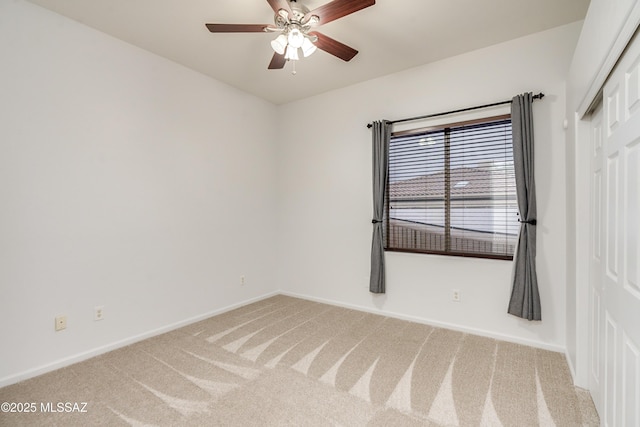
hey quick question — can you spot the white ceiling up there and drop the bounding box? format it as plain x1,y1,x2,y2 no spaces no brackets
25,0,590,105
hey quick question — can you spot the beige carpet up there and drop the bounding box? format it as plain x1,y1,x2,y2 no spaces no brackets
0,295,599,426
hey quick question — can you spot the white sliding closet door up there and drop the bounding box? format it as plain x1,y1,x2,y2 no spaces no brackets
589,30,640,426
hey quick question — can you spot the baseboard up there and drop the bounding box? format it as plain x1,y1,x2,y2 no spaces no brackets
0,291,279,388
280,291,566,354
2,289,566,389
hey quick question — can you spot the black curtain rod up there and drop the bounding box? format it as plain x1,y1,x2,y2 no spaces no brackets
366,92,544,128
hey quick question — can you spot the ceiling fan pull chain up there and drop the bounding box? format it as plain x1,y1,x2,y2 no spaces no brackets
292,60,297,75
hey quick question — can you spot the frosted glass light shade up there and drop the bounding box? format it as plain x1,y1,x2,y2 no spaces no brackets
285,45,299,61
287,28,304,49
301,37,317,57
270,34,287,55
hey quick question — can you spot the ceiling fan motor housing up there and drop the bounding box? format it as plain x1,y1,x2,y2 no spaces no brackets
274,1,313,29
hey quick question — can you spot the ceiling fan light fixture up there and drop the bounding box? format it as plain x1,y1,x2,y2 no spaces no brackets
285,44,299,61
271,34,287,55
301,37,317,57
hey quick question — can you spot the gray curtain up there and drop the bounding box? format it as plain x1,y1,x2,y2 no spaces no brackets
369,120,391,294
508,93,541,320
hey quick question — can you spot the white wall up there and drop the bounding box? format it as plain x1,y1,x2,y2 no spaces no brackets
0,0,591,388
276,22,583,351
0,0,279,386
565,0,640,387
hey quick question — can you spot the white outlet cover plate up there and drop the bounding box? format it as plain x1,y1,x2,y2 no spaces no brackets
55,315,67,331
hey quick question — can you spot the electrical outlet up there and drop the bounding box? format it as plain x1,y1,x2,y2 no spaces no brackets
94,306,104,321
55,315,67,331
452,289,461,302
240,275,245,286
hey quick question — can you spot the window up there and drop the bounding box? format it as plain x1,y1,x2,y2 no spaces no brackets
385,114,518,260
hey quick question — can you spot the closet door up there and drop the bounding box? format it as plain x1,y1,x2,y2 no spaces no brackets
592,30,640,427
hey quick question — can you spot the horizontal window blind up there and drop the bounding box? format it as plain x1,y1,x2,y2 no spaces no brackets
385,115,518,259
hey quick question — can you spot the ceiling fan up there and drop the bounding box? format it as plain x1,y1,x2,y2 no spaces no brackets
205,0,375,71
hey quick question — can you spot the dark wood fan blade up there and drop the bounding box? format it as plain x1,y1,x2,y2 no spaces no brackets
304,0,375,25
267,0,293,17
309,31,358,62
268,53,286,69
205,23,270,33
